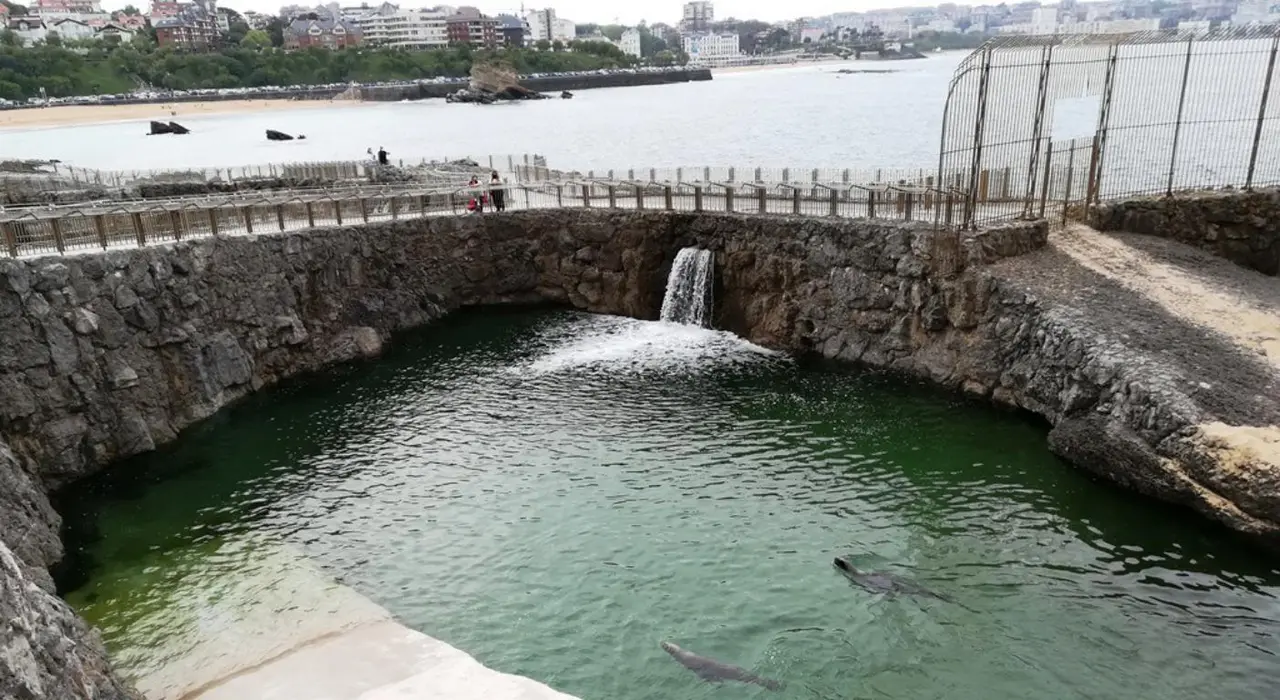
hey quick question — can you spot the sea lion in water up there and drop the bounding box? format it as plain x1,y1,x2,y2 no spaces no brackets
833,555,959,604
660,641,783,690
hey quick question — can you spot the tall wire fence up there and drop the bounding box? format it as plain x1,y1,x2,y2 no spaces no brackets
939,26,1280,229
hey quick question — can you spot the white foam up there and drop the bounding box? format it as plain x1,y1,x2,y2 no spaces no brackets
518,315,781,376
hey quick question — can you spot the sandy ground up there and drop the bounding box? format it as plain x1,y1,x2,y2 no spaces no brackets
0,98,360,130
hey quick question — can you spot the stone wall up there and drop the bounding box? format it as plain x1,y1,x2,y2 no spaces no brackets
3,208,1277,699
1090,188,1280,276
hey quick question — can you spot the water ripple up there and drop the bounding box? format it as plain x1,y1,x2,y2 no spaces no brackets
56,310,1280,700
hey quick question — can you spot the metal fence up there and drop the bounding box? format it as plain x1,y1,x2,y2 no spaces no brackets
939,26,1280,228
0,175,966,259
2,153,550,202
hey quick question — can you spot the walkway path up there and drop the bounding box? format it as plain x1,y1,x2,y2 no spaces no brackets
993,223,1280,533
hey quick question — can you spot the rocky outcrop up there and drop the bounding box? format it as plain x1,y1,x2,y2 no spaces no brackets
0,442,139,700
2,209,1278,699
1090,188,1280,276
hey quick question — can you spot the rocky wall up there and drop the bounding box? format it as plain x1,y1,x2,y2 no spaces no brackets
1090,188,1280,276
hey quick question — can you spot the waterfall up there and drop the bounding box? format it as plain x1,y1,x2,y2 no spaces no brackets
659,248,715,327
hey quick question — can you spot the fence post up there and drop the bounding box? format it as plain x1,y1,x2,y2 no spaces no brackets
390,197,399,220
964,46,994,228
556,185,564,207
694,186,704,212
664,185,673,210
1086,43,1120,211
1039,139,1049,218
903,191,914,221
50,218,66,254
1166,37,1195,196
276,204,286,231
757,187,767,214
636,186,644,210
868,190,877,219
169,211,183,241
306,201,316,228
418,195,428,217
829,189,839,217
724,186,735,212
360,199,369,222
792,189,801,215
1022,44,1054,218
241,207,253,234
93,214,109,249
1063,144,1077,227
608,185,617,209
207,209,219,237
583,185,591,208
2,222,17,258
1247,35,1279,189
131,212,146,246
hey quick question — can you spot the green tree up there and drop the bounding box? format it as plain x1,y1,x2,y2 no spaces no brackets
240,29,271,49
120,4,141,15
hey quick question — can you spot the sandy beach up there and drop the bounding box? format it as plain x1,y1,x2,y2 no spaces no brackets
0,98,360,130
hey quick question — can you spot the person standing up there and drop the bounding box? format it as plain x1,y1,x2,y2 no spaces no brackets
377,147,389,166
489,171,506,212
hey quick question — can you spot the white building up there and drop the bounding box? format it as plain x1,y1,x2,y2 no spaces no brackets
49,15,95,39
799,27,823,43
1232,0,1280,26
7,16,49,45
358,2,449,48
524,7,574,43
681,31,739,65
619,27,641,57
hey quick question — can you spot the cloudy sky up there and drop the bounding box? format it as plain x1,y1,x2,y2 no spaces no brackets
102,1,923,26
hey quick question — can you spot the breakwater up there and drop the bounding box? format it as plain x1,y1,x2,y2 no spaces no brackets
1,209,1277,699
0,69,713,112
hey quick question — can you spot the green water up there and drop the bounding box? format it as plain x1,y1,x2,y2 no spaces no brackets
56,308,1280,700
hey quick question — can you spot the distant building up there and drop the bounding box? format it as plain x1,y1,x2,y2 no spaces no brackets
1232,0,1280,26
359,3,450,49
241,10,272,29
619,27,641,57
495,13,528,47
681,1,713,31
284,16,360,48
446,6,497,48
524,7,574,44
153,0,219,51
49,16,95,39
799,27,823,43
681,31,739,64
96,21,136,39
6,16,48,45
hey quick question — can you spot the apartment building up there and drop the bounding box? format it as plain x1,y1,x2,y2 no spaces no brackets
681,1,713,30
681,31,739,64
524,7,574,43
153,0,219,51
495,13,529,47
284,16,361,48
446,5,497,48
619,27,641,57
359,3,449,49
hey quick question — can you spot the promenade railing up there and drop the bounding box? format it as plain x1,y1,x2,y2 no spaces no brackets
0,175,975,260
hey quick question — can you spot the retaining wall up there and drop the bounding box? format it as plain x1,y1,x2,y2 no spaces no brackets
1090,188,1280,276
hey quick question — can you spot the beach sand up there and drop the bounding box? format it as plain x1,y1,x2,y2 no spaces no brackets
0,98,360,130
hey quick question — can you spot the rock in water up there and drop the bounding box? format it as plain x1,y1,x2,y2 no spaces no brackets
167,121,190,135
148,120,172,135
266,129,295,141
561,91,574,99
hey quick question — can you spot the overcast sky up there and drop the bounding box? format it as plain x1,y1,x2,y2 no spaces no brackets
100,1,930,26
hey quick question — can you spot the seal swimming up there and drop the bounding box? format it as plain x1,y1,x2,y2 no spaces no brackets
660,641,784,690
833,555,960,605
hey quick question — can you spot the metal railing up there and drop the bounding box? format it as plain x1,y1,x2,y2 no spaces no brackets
2,153,550,201
939,26,1280,229
0,176,974,260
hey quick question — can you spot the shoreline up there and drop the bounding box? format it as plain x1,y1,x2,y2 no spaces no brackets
0,98,363,131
